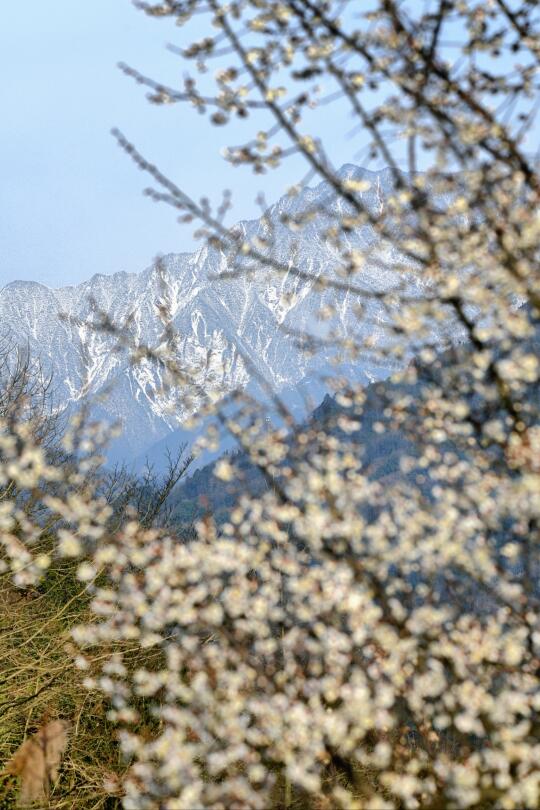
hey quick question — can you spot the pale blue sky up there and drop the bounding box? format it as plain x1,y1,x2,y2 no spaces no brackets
0,1,354,289
2,4,536,289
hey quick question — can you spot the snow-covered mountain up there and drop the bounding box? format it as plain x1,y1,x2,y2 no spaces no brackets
0,165,416,463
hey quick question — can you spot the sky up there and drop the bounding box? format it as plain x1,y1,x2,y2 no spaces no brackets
1,1,357,290
3,4,535,290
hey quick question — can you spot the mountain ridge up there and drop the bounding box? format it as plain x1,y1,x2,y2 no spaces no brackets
0,165,412,463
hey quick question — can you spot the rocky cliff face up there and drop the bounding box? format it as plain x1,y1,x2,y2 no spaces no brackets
0,166,419,461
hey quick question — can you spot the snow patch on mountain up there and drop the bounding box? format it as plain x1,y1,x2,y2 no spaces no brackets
0,166,411,461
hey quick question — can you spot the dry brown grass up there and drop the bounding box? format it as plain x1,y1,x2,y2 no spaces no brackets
0,561,125,809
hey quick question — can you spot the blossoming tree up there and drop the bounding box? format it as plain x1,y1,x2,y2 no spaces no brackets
2,1,540,807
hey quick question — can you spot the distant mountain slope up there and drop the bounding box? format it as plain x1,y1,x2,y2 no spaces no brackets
0,166,422,462
169,316,540,527
167,374,418,527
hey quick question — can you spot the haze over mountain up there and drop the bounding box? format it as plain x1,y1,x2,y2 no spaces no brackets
0,165,426,464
